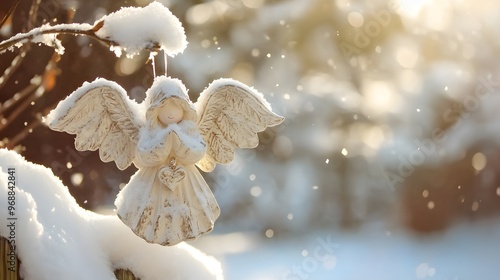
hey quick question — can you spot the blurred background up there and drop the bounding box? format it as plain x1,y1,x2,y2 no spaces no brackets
1,0,500,279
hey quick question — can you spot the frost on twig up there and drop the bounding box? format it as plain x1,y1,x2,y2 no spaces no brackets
0,2,187,58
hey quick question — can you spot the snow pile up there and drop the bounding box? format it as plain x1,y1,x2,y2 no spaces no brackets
95,2,187,57
0,149,223,280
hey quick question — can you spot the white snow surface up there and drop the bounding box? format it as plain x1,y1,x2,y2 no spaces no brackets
95,2,187,57
193,220,500,280
0,149,223,280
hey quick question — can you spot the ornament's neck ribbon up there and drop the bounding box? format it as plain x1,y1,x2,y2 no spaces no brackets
163,51,168,76
150,50,169,78
150,52,157,78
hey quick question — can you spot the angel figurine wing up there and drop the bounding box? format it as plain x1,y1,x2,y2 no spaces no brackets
195,78,284,172
45,78,142,170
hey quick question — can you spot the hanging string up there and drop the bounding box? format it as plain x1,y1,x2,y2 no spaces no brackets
163,50,168,76
150,52,156,78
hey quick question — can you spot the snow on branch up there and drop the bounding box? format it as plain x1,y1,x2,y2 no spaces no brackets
0,23,96,55
95,2,187,57
0,2,187,58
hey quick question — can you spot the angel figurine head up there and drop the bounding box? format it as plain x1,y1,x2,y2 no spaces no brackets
144,78,198,129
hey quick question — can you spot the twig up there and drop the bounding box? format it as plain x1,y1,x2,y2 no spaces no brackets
0,21,162,54
0,0,20,28
28,0,42,30
0,83,38,115
0,50,61,132
6,117,41,149
0,0,39,89
0,47,30,88
0,22,115,53
0,84,41,133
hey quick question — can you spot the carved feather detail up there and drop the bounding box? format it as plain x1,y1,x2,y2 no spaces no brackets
195,80,284,172
46,79,141,170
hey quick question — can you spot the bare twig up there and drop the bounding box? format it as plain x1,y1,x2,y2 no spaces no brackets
0,0,21,28
0,0,38,88
0,47,30,88
0,82,38,115
7,117,41,149
28,0,42,30
0,50,61,133
0,84,41,133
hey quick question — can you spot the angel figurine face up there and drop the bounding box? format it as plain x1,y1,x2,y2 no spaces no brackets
145,82,199,130
157,99,184,125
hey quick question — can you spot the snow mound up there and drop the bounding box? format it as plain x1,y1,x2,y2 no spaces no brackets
0,149,223,280
95,1,187,57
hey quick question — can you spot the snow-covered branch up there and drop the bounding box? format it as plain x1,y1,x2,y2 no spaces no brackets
0,2,187,58
0,23,103,55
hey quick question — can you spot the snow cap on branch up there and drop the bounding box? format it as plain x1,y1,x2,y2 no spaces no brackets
95,1,187,58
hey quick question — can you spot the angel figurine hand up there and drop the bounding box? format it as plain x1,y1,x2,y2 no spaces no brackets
46,76,284,246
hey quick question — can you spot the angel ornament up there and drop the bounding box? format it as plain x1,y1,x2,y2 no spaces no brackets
46,76,284,246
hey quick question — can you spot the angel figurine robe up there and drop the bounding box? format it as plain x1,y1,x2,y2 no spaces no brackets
46,76,284,246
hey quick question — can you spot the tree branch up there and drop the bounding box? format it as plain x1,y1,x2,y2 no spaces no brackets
0,0,21,28
0,23,116,53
